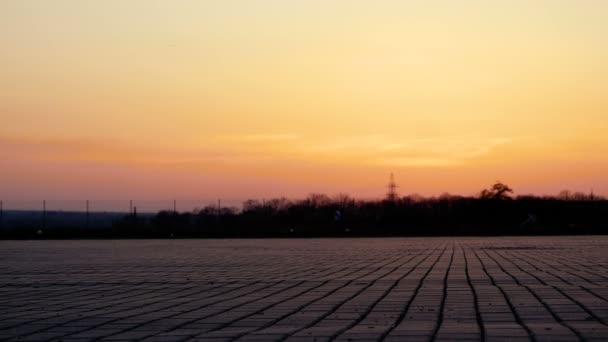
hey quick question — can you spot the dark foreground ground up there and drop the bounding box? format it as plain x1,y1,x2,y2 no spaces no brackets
0,237,607,342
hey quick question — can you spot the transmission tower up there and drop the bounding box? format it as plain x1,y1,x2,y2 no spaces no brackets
386,173,399,201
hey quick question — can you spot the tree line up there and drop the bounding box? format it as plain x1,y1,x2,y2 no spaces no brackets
108,182,607,238
2,182,606,238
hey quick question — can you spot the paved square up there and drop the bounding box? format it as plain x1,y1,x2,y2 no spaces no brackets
1,237,607,341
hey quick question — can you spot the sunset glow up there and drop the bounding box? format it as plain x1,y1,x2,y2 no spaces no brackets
2,1,607,202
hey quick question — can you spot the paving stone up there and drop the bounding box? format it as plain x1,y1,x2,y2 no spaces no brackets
0,237,607,341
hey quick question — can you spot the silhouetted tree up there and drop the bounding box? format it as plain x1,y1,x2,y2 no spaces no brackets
333,193,354,207
305,193,332,208
7,187,608,239
480,181,513,200
558,190,572,201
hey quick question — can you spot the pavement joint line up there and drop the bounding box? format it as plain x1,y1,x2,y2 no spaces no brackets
430,243,456,342
518,248,606,286
497,248,608,327
220,250,414,341
0,282,182,329
463,243,486,342
481,248,584,342
271,246,438,342
108,280,309,342
0,238,607,342
121,251,390,339
16,281,251,341
378,243,449,341
3,283,206,340
324,246,438,341
507,248,608,303
53,250,376,338
84,281,276,342
470,247,537,342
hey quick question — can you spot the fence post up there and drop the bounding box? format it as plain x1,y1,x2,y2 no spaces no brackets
131,206,137,232
42,200,46,229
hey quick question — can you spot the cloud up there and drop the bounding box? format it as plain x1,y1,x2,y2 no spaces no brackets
0,132,512,172
212,134,301,143
0,133,303,171
0,134,230,164
373,156,454,167
303,135,512,167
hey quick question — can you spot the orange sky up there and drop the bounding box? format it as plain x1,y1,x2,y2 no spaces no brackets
1,1,607,204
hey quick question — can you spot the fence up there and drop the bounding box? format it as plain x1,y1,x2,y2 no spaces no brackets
0,199,244,230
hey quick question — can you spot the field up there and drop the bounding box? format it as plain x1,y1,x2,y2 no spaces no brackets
1,237,607,341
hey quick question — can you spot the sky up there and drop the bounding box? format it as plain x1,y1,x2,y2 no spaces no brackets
1,0,607,207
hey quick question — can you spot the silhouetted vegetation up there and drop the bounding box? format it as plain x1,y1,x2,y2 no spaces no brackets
1,183,606,239
479,181,513,200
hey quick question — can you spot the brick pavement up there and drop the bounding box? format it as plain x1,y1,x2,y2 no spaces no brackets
0,237,607,341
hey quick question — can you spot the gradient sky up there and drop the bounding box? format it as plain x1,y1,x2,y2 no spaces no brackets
1,0,607,204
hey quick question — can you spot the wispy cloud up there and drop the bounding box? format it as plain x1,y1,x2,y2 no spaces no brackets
0,133,512,171
212,134,301,143
0,134,231,164
303,135,512,167
0,133,302,169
